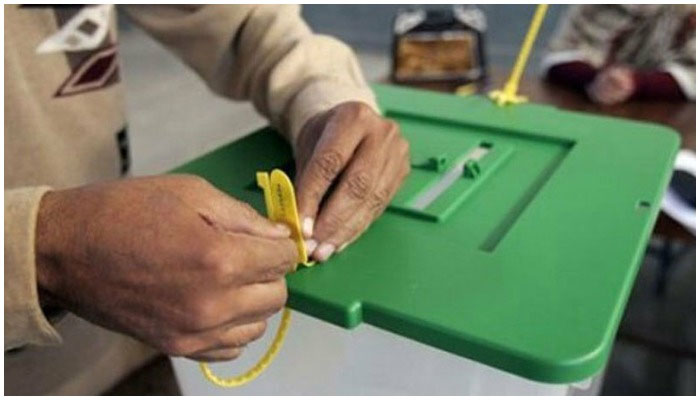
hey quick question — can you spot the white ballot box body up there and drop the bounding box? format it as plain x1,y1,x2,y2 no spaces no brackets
171,310,599,395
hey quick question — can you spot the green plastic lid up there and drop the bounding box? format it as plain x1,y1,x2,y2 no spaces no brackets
173,84,679,383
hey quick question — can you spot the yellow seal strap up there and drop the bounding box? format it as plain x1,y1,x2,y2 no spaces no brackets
200,169,311,387
199,307,292,387
488,4,548,106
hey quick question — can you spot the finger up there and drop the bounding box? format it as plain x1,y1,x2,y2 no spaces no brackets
157,175,291,239
213,320,268,348
181,279,286,333
187,320,268,361
309,122,397,240
187,347,243,362
295,121,365,238
203,188,291,239
315,157,408,261
221,234,297,284
313,137,409,261
353,151,410,241
310,133,389,248
224,279,288,325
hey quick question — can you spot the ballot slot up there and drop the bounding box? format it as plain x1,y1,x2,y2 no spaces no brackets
478,139,573,252
387,140,513,222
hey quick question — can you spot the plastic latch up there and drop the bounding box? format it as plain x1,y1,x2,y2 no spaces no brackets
463,160,481,178
256,169,313,267
414,154,449,172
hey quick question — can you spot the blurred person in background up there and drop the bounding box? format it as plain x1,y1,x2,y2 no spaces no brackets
541,4,695,105
5,5,409,395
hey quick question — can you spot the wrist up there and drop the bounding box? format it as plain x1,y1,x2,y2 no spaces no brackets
35,190,66,308
298,107,332,148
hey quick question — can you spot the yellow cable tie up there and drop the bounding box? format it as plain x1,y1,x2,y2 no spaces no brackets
200,308,292,387
489,4,548,107
200,169,312,388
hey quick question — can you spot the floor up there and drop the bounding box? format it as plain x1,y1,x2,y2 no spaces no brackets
105,356,181,396
108,6,695,395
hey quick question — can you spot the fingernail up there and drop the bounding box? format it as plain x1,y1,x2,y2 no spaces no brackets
337,242,349,252
305,239,318,254
302,217,314,238
314,243,335,262
275,223,291,236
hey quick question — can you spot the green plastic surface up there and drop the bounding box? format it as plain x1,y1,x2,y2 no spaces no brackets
172,84,679,383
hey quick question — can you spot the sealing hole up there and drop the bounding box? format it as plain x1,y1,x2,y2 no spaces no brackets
479,141,493,149
637,200,651,210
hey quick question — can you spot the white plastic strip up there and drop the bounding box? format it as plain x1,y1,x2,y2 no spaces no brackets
663,62,696,100
660,149,696,234
411,146,490,210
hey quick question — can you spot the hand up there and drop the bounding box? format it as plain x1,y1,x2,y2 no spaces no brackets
294,102,410,262
587,65,636,105
35,175,298,362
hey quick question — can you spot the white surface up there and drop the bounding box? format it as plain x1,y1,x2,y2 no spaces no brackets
172,310,577,395
660,149,696,234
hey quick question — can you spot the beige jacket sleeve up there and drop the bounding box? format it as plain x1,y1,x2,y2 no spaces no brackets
5,187,63,350
121,4,378,150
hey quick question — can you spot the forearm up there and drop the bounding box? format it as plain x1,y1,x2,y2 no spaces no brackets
122,5,377,149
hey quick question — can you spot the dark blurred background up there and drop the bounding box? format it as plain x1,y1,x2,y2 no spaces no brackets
302,4,567,70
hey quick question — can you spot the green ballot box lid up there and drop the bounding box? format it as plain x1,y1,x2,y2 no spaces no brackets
173,84,679,384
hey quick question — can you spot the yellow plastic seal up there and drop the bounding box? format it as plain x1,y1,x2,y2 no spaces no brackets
200,169,311,387
256,169,313,267
489,4,548,107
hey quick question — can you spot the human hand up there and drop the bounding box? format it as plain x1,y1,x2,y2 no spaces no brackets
35,175,298,362
294,102,410,262
587,65,636,105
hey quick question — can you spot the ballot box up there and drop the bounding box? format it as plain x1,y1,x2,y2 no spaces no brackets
170,84,678,394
